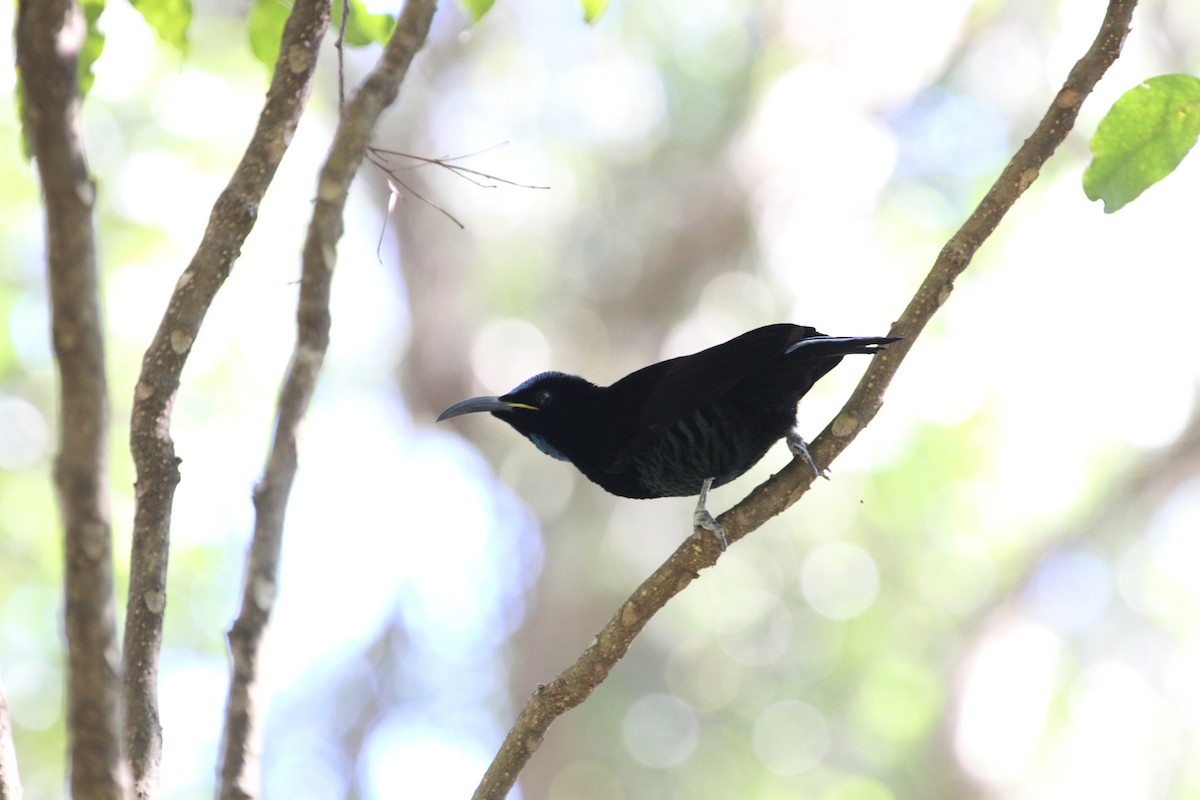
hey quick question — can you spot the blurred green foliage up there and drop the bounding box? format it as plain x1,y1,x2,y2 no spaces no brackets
130,0,192,54
332,0,397,47
460,0,495,24
79,0,108,96
249,0,396,71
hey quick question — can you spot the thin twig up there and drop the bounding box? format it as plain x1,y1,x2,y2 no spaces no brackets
122,0,331,796
15,0,126,795
368,148,465,228
216,2,438,798
370,145,551,189
336,0,349,113
0,668,24,799
471,1,1140,797
366,144,548,239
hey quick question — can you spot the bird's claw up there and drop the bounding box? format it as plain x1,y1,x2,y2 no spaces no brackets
787,432,830,480
694,508,728,552
693,477,728,551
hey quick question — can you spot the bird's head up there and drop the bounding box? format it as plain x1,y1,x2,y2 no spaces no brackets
437,371,600,462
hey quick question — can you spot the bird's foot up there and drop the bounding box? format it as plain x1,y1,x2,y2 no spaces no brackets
787,432,829,480
693,477,728,551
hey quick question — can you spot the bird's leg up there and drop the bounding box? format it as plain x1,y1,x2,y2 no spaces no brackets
693,477,728,551
787,432,830,480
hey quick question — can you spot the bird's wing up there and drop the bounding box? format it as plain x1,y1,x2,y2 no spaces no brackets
602,324,812,470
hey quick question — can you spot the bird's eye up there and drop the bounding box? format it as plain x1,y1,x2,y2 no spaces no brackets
534,389,553,407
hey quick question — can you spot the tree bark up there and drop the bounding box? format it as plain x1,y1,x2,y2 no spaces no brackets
16,0,126,795
217,2,439,797
120,0,332,795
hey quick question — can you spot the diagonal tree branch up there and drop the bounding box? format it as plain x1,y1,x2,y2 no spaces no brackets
725,0,1136,538
471,1,1140,797
16,0,126,796
216,2,438,798
0,676,24,799
121,0,332,795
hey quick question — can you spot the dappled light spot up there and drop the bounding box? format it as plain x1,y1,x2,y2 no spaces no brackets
751,699,829,776
665,642,744,713
553,55,667,155
955,618,1061,782
801,542,880,620
786,609,848,685
914,537,997,616
622,693,699,769
1026,546,1112,634
0,395,48,468
471,318,551,396
1118,478,1200,625
499,438,577,523
4,656,62,732
851,658,943,745
363,717,493,800
697,271,779,334
1051,662,1164,800
717,603,793,667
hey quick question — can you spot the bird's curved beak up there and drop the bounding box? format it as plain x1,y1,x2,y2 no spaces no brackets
436,396,537,421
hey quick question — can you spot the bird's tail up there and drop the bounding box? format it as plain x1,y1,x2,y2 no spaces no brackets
785,335,901,358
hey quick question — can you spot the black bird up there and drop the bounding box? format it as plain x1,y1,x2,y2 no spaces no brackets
438,323,899,549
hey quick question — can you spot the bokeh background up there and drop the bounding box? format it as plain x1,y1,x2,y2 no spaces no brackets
4,0,1200,797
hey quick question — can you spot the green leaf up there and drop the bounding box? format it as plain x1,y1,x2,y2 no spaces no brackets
78,0,107,98
581,0,608,23
332,0,396,46
130,0,191,54
250,0,394,70
1083,74,1200,213
248,0,291,70
459,0,495,23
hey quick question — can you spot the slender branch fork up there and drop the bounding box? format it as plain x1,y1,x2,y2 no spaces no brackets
470,1,1140,798
121,0,331,795
217,2,438,799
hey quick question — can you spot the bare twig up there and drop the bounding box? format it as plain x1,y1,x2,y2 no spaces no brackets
335,0,349,113
471,1,1140,797
366,144,549,235
216,2,438,798
369,145,551,189
0,677,23,800
16,0,125,796
122,0,331,795
372,159,466,228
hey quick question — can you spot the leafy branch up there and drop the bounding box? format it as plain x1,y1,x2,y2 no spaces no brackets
470,0,1140,797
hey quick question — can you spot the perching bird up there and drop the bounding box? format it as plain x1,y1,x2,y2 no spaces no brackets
438,323,899,549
